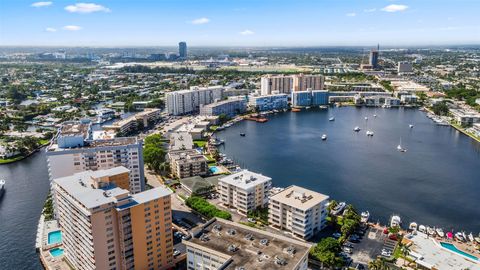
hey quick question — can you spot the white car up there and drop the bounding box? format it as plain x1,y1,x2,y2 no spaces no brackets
247,218,256,223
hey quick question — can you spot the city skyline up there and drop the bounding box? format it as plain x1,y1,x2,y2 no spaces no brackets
1,0,480,47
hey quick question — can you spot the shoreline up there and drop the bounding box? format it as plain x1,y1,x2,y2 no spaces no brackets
0,143,49,165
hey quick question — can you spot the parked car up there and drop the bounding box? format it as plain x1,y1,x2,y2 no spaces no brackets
332,232,342,238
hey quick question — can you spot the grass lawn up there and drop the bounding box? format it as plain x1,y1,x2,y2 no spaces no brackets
193,140,207,148
39,139,50,145
209,125,219,131
205,155,216,162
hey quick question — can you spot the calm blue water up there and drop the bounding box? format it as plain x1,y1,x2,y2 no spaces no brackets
49,248,64,257
440,242,479,260
47,231,62,245
216,107,480,232
0,150,50,270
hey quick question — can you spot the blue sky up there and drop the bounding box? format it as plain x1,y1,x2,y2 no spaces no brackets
1,0,479,46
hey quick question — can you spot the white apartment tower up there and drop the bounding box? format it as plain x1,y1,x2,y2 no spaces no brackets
46,121,145,193
269,185,329,240
260,75,293,96
166,86,225,115
218,170,272,216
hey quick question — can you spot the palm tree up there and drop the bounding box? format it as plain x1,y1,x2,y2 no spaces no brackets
368,258,390,270
400,244,411,266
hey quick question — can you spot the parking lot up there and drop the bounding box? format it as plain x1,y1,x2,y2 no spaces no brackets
347,226,390,267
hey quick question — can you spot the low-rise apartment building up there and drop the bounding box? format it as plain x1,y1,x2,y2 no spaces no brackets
103,108,161,134
184,218,311,270
52,167,174,270
269,185,329,240
248,93,288,111
218,170,272,216
167,149,208,179
199,98,247,118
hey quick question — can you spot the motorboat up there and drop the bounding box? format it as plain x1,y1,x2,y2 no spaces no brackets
331,202,346,215
418,225,426,233
329,116,335,121
455,232,465,241
321,134,327,140
240,133,246,137
0,179,5,196
462,231,467,241
409,222,418,231
409,124,414,128
436,228,445,238
210,138,225,146
390,215,401,228
427,227,435,236
365,117,368,120
353,126,361,132
366,130,374,136
468,232,475,242
361,211,370,223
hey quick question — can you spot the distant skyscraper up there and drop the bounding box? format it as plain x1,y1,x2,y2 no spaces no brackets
369,49,379,69
179,41,187,59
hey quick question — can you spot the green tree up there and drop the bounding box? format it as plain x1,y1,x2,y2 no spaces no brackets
432,102,449,116
143,145,165,173
310,237,344,269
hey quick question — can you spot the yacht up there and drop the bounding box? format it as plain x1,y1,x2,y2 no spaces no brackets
390,215,401,228
353,126,361,132
361,211,370,223
366,130,374,136
418,225,426,233
329,116,335,121
436,228,445,238
409,124,414,128
409,222,418,231
455,232,465,241
321,134,327,140
427,227,435,236
331,202,346,215
240,133,246,137
210,138,225,146
365,116,368,120
0,179,5,196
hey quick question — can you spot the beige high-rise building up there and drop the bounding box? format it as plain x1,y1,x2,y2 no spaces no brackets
53,167,174,270
292,74,325,91
260,75,293,95
218,170,272,216
269,185,329,240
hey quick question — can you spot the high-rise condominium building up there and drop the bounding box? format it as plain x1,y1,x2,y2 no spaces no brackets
269,185,329,239
53,167,174,270
166,86,224,115
179,42,187,59
292,74,325,92
184,218,311,270
46,121,145,193
218,170,272,216
260,75,293,95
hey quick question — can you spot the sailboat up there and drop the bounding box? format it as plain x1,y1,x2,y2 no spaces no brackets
397,138,407,152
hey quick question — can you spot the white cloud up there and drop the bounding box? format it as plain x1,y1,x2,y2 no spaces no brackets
364,8,376,13
190,17,210,25
346,13,356,17
381,4,408,12
240,29,254,35
31,1,52,8
62,25,82,31
45,27,57,32
65,3,110,13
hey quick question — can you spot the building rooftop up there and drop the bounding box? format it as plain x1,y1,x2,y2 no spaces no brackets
270,185,329,210
219,170,271,190
168,149,207,164
53,167,171,211
169,132,193,150
186,218,311,270
47,136,139,152
180,175,222,193
59,121,91,137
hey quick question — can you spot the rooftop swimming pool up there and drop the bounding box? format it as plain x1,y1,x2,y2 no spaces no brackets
440,242,479,261
49,248,64,257
47,230,62,245
209,166,220,174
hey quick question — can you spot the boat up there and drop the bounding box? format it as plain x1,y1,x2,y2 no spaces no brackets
329,117,335,121
331,202,346,215
366,130,374,136
291,108,301,112
436,228,445,238
210,138,225,146
455,232,465,241
0,179,5,196
390,215,401,227
365,117,368,120
306,106,311,110
462,231,467,241
418,225,426,233
468,232,474,242
321,134,327,140
361,211,370,223
409,124,414,128
409,222,418,231
475,236,480,244
240,133,246,137
397,138,407,152
427,227,435,236
353,126,361,132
